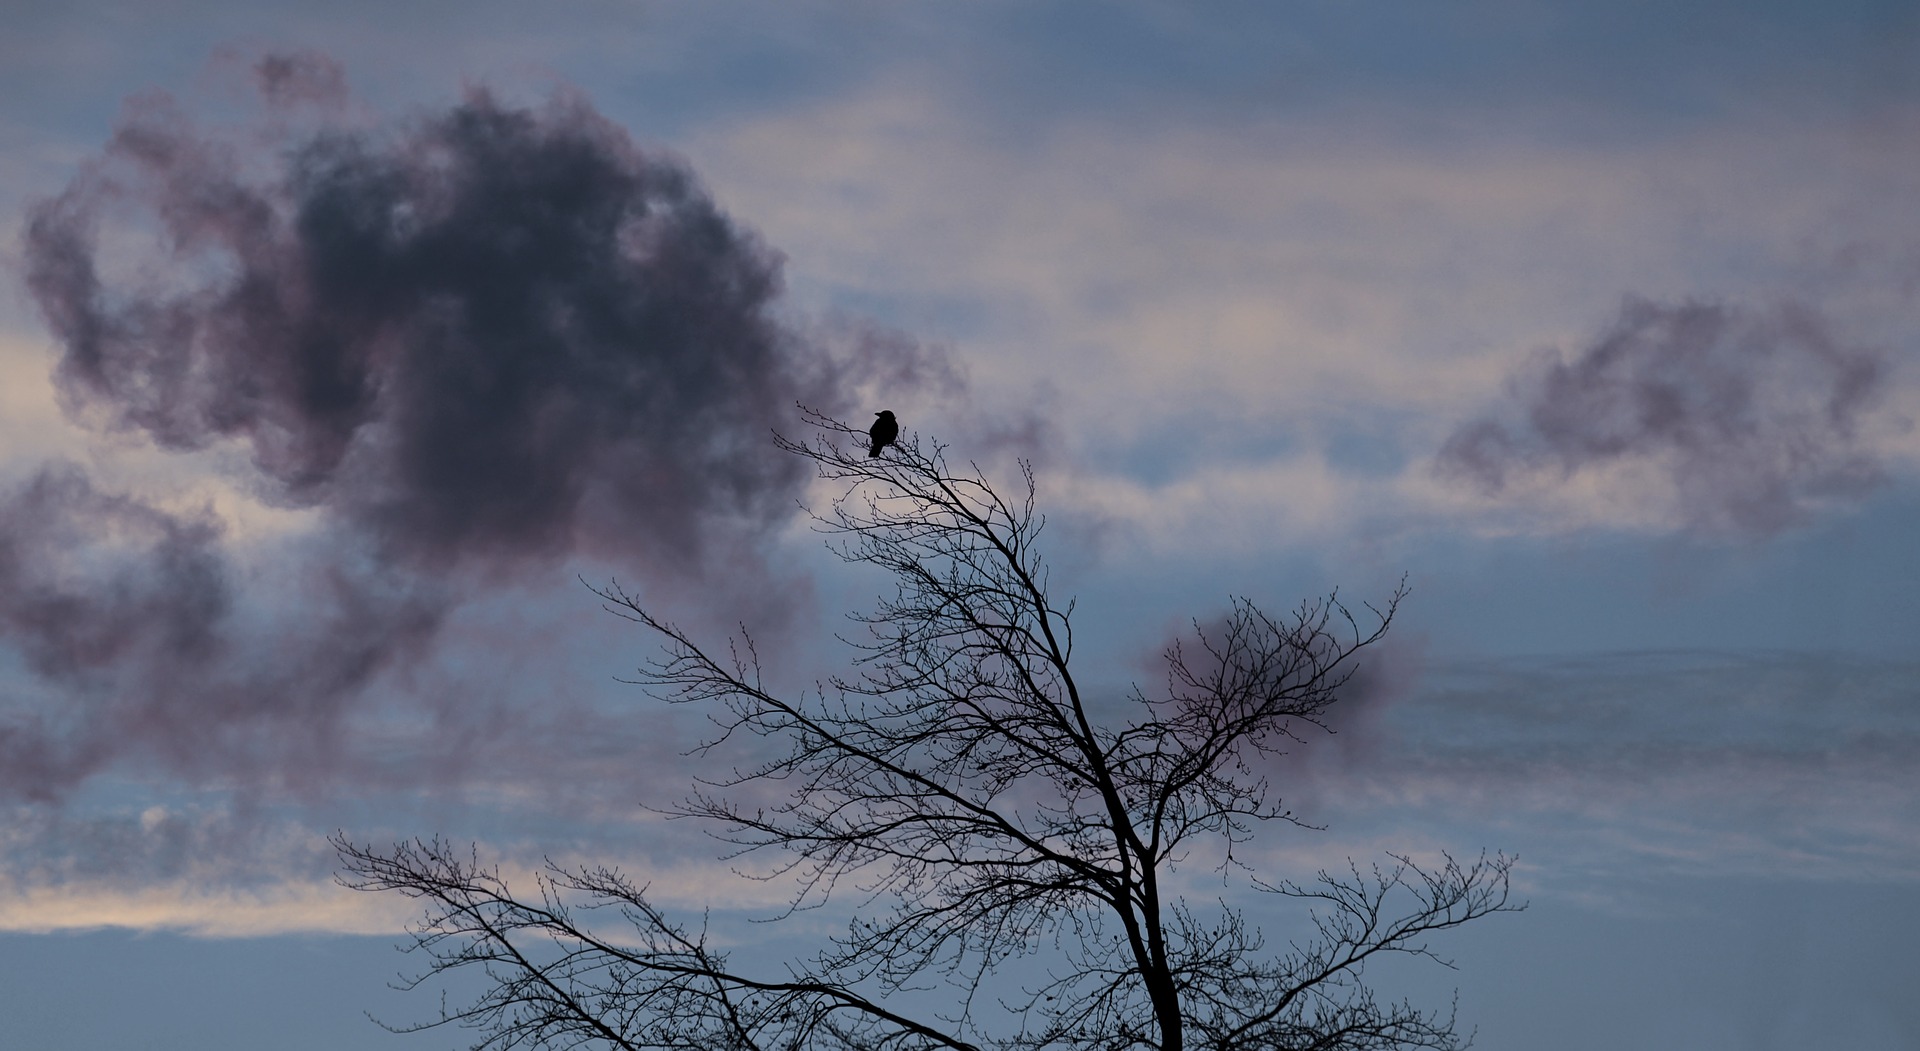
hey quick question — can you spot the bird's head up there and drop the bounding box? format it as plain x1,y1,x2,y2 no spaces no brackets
875,410,894,419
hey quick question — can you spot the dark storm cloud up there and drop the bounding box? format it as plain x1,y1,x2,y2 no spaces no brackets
1436,297,1893,535
25,52,844,573
6,51,956,802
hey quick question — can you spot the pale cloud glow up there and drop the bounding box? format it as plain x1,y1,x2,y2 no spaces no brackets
0,876,407,937
688,90,1920,417
0,335,80,476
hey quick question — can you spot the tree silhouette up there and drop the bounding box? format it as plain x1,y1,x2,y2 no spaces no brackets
336,408,1517,1051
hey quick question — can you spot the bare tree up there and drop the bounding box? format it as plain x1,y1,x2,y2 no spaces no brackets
337,409,1517,1051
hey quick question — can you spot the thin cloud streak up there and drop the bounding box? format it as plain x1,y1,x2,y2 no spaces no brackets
1288,650,1920,892
0,793,814,936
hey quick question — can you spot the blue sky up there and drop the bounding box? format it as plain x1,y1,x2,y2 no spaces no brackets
1,3,1917,1049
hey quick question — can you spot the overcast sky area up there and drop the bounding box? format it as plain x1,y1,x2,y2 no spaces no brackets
1,3,1917,1049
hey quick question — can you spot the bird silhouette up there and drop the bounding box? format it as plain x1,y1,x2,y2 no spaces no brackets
868,410,899,457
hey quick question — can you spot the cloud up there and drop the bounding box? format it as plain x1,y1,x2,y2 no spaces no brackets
25,51,852,577
1436,297,1896,536
1290,650,1920,892
0,801,405,935
0,464,446,802
0,466,228,689
0,797,823,936
4,50,964,804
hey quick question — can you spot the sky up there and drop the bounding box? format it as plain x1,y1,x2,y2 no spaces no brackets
1,2,1917,1048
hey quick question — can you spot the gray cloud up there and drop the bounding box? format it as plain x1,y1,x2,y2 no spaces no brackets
25,51,851,575
1436,297,1894,535
0,465,227,799
0,466,227,687
0,465,445,802
5,51,962,803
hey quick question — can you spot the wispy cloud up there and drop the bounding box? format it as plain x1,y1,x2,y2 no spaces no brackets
1435,297,1897,537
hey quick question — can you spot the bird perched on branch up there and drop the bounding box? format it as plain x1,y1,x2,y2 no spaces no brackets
868,410,899,457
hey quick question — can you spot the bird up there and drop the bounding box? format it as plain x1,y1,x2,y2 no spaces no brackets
868,410,899,457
